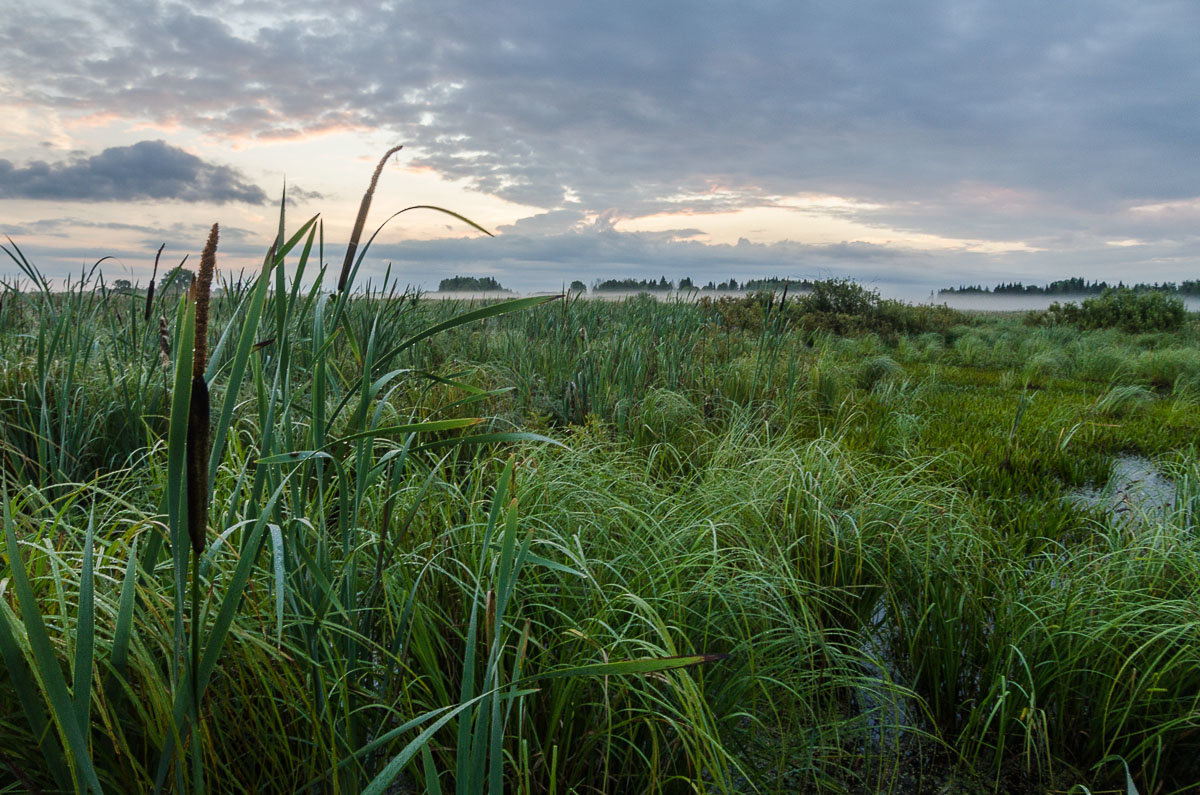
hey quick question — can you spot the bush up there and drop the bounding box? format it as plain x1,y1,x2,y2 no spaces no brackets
1037,289,1187,333
803,278,876,314
699,279,968,337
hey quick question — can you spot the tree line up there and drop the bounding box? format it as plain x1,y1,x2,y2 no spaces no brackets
940,277,1200,296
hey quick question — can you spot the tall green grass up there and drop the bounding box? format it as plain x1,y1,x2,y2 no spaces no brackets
2,214,1199,792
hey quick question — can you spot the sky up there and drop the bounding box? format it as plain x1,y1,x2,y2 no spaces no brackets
3,0,1200,298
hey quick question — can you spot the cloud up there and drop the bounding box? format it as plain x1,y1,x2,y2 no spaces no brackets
5,0,1200,283
496,209,586,236
0,140,268,203
285,185,324,203
7,2,1199,215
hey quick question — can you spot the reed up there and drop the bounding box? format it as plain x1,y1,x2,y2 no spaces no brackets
338,145,402,293
145,242,163,322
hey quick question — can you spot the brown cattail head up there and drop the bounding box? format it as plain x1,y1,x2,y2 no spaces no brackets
186,374,210,555
191,224,218,379
144,281,156,323
338,145,403,293
185,224,217,556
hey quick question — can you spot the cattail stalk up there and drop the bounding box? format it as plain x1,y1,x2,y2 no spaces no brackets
145,243,164,322
337,145,403,293
185,224,217,793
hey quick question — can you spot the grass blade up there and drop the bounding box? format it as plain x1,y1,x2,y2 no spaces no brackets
73,513,96,734
2,492,103,793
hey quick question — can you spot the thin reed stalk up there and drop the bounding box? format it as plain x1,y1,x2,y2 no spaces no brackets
338,145,403,293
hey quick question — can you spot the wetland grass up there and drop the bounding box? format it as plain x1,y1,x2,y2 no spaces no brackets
1,207,1199,792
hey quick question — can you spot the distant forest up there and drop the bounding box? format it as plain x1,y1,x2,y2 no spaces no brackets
438,275,508,292
592,276,816,292
939,277,1200,296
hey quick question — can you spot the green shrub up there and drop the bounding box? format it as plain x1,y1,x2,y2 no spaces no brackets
700,279,968,337
803,278,877,314
1038,289,1187,333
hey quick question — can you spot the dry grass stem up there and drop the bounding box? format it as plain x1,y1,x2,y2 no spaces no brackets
337,145,403,292
145,242,164,322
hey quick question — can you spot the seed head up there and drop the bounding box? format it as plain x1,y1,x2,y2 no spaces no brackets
191,224,218,379
338,145,403,293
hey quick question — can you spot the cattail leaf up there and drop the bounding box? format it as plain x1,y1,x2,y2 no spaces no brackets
0,590,73,792
284,222,317,322
73,514,96,734
207,251,273,485
257,450,334,465
197,479,288,688
420,744,443,795
203,282,254,383
165,299,195,545
3,236,53,292
516,550,585,579
326,418,483,447
186,375,210,555
311,291,328,450
268,523,286,643
110,538,139,680
154,478,292,784
2,495,104,793
257,418,485,467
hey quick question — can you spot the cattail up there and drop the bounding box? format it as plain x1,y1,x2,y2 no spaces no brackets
145,243,164,322
338,145,403,293
190,225,217,382
186,224,218,555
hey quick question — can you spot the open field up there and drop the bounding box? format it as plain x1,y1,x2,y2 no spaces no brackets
2,230,1199,793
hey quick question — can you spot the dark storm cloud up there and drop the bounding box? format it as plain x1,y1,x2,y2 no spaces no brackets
0,141,268,203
